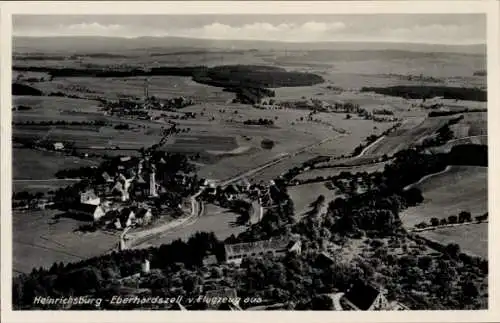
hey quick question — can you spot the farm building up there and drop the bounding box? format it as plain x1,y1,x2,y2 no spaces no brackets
341,280,389,311
80,189,101,206
69,203,106,222
53,142,64,151
224,237,301,265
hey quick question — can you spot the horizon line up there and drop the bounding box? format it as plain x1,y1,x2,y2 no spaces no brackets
12,35,486,47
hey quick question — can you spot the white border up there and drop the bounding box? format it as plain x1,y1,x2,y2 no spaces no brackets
1,1,499,323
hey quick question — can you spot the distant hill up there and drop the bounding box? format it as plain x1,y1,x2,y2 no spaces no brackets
13,36,486,55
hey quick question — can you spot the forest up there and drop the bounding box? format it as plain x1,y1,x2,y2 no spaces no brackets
361,85,487,102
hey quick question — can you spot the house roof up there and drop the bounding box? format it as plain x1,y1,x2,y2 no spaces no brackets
203,255,218,266
136,208,151,218
343,280,382,310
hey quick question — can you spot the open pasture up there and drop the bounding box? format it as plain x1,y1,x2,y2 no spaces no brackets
288,182,338,217
12,148,99,181
13,210,118,274
418,223,487,259
168,135,238,153
13,126,162,150
133,204,247,249
13,95,101,112
401,165,487,228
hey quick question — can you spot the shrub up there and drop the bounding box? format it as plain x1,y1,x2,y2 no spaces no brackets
261,139,275,150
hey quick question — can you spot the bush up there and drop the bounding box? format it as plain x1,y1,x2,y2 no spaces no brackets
261,139,275,150
448,215,458,224
430,218,440,226
458,211,472,223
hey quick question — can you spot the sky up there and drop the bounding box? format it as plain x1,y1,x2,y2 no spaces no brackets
13,14,486,45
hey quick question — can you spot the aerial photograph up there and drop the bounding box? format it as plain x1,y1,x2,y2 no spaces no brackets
11,13,488,310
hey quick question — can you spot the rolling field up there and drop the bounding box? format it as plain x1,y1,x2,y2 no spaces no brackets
288,182,338,217
32,76,235,103
12,148,99,180
428,135,488,154
401,165,488,228
418,223,487,259
13,210,118,274
361,116,453,157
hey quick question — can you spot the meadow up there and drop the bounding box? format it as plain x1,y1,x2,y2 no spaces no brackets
13,209,118,274
418,223,487,259
287,182,338,217
12,148,99,181
401,165,488,228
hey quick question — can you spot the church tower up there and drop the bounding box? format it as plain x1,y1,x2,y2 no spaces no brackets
149,165,158,197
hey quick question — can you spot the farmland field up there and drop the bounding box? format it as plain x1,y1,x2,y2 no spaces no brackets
12,148,99,181
133,204,247,249
361,116,454,157
418,223,487,259
32,76,235,103
401,165,488,228
13,210,118,274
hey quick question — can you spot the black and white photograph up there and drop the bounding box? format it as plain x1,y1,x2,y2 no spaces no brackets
1,1,499,321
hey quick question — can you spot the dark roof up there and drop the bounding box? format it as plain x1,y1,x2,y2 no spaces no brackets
343,280,381,310
136,208,151,218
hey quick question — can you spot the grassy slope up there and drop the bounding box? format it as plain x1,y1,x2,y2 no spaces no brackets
402,165,487,227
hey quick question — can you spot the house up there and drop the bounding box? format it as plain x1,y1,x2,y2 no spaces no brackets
341,280,389,311
80,190,101,206
119,208,136,228
202,255,218,266
69,204,105,222
135,208,153,226
224,237,301,265
53,142,64,151
112,181,130,202
102,172,114,183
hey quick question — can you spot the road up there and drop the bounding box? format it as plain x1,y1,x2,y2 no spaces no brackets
123,189,205,250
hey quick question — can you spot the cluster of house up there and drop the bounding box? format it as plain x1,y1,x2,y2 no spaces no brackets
202,178,276,210
67,155,172,229
69,188,154,229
